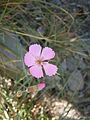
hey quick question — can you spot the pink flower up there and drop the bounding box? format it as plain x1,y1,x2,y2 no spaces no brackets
24,44,58,78
38,83,46,91
26,82,46,93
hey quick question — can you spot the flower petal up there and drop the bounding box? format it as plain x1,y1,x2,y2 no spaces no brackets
41,47,55,60
24,52,36,67
43,62,58,76
29,44,42,57
29,65,43,78
38,83,46,91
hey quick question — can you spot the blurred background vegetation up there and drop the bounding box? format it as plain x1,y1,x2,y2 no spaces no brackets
0,0,90,119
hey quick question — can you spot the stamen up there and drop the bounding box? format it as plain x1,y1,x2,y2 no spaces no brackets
37,59,42,65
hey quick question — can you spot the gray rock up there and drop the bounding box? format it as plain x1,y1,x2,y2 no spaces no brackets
46,75,61,89
46,0,61,5
37,26,45,35
68,70,84,91
0,32,25,69
87,105,90,112
66,57,77,72
78,59,86,70
60,59,67,73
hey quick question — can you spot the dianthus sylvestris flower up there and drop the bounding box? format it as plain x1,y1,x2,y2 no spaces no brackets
24,44,58,78
38,82,46,91
26,82,46,93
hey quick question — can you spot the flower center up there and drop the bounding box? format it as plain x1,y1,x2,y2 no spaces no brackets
37,59,42,65
36,56,44,65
